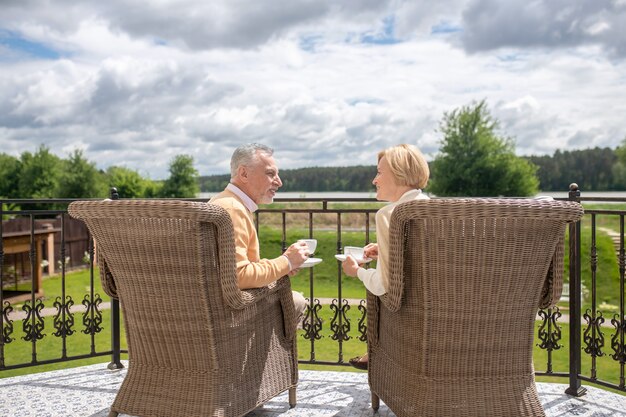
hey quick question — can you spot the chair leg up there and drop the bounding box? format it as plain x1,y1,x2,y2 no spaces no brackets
371,392,380,412
289,387,297,408
108,410,119,417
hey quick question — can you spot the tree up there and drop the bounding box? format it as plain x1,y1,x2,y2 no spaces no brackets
429,100,539,197
613,137,626,189
18,145,62,198
200,165,378,193
0,153,21,198
143,180,163,198
106,166,148,198
529,147,621,191
58,149,107,198
159,154,199,198
0,153,22,215
617,138,626,165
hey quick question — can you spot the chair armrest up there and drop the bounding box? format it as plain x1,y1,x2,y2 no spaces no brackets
238,275,291,306
235,276,297,340
366,291,381,348
97,250,119,300
276,277,298,340
539,231,564,309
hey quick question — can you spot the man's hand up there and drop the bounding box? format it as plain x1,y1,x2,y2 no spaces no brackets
342,256,359,277
363,243,379,260
283,241,309,269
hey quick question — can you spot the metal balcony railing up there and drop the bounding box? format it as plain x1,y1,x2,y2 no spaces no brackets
1,185,626,398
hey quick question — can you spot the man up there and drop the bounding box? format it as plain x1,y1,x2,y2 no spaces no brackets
210,143,308,315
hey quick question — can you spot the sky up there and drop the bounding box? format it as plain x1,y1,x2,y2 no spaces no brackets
1,0,625,179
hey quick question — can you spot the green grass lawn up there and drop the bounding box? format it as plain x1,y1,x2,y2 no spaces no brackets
566,210,623,314
1,268,124,378
2,220,626,397
257,224,376,299
4,289,625,396
581,202,626,234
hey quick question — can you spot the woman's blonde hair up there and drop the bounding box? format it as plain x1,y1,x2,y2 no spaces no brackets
378,144,429,189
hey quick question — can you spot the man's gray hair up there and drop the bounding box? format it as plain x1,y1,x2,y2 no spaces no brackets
230,143,274,180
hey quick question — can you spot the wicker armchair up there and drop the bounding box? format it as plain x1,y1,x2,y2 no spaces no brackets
68,200,298,417
367,198,584,417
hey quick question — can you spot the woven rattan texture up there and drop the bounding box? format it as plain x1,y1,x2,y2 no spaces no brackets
69,200,298,417
367,198,584,417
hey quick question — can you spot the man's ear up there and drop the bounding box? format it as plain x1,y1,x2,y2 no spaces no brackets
237,165,249,183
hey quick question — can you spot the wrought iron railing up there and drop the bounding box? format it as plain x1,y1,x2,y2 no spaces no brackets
1,199,107,370
558,187,626,395
1,186,626,398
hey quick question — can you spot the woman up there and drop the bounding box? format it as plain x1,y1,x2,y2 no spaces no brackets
342,143,430,370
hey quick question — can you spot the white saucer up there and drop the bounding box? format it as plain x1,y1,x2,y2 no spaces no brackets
302,257,323,268
334,254,372,263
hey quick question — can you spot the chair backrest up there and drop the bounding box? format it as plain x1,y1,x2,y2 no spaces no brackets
383,198,583,376
68,199,237,370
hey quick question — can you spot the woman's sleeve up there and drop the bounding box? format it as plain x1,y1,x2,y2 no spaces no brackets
357,265,386,295
373,206,392,294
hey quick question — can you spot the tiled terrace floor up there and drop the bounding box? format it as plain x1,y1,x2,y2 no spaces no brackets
1,362,626,416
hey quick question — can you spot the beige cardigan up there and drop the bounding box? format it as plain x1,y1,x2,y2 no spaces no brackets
210,189,290,289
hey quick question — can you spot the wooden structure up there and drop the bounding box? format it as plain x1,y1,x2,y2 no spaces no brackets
1,228,59,303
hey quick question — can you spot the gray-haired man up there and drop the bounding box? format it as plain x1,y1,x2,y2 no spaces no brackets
210,143,308,317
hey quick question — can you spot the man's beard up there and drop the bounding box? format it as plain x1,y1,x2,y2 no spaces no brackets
260,194,274,204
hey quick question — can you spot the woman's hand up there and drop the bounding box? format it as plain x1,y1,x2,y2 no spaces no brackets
342,256,360,277
363,243,379,260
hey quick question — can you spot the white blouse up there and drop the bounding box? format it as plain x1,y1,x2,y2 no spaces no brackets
356,189,429,295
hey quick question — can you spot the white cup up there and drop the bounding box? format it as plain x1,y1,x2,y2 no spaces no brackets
344,246,364,260
299,239,317,255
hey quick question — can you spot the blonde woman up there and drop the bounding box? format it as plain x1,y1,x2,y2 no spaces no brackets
342,144,430,370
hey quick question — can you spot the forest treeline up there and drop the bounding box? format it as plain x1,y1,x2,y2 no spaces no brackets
199,146,626,193
199,165,378,192
527,147,623,191
0,146,199,201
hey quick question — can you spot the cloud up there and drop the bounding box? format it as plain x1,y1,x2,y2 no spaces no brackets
4,1,626,57
393,0,465,38
0,0,399,51
0,0,625,181
460,0,626,58
493,96,563,155
0,54,245,176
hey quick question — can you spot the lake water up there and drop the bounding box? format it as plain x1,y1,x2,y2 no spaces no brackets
198,191,626,200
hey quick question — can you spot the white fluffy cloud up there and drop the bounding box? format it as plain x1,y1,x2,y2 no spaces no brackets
461,0,626,57
0,0,625,178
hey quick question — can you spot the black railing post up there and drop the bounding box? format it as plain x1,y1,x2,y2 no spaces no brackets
566,183,587,396
0,199,4,369
108,187,123,370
